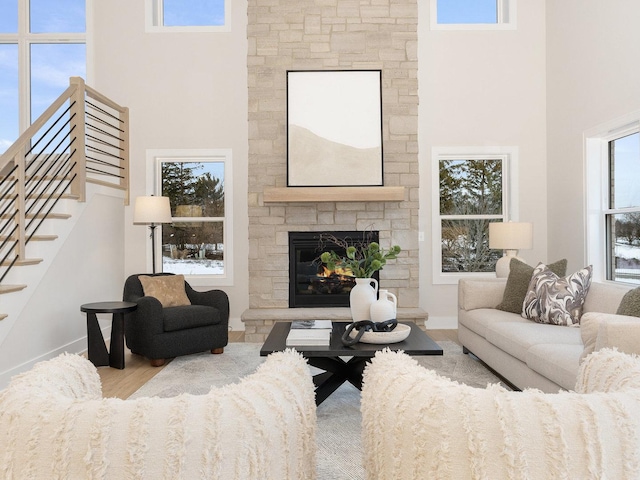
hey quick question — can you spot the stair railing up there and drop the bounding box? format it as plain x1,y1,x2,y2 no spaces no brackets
0,76,129,287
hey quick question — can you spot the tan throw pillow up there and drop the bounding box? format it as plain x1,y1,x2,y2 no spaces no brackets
139,274,191,308
495,258,567,314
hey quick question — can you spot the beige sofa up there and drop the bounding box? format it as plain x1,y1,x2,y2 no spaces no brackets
0,350,317,480
457,278,634,392
361,348,640,479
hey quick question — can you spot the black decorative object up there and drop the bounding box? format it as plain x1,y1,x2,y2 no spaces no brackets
341,319,398,346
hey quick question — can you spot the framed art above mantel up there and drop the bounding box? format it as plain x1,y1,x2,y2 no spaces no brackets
286,70,384,187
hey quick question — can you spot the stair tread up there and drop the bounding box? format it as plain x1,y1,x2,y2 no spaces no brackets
0,213,71,220
0,234,58,241
0,285,27,294
1,258,43,266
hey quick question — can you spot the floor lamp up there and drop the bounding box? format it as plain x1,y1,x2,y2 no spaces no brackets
489,222,533,278
133,195,172,273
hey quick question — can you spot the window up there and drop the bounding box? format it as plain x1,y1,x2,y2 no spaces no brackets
151,149,233,286
145,0,231,32
586,117,640,285
432,147,519,284
0,0,86,154
431,0,516,31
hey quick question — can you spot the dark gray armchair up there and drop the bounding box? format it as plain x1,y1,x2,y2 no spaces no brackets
123,273,229,366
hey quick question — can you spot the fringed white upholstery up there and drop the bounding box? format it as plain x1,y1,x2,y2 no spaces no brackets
361,348,640,480
0,350,317,480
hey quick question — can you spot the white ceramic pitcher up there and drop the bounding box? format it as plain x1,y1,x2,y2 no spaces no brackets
370,289,397,323
350,278,378,321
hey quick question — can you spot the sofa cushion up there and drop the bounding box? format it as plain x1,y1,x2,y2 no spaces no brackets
163,304,220,332
583,281,632,314
361,349,640,480
139,274,191,307
495,258,567,314
522,264,592,326
485,320,583,363
458,308,530,339
525,343,583,391
617,286,640,317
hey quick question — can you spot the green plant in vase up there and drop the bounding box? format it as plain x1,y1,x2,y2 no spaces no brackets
319,234,401,278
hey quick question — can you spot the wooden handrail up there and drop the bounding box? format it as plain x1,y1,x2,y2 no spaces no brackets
0,77,130,297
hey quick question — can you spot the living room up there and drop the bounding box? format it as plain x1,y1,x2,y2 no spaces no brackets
0,0,639,389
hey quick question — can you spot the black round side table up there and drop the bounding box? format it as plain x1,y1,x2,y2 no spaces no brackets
81,301,137,369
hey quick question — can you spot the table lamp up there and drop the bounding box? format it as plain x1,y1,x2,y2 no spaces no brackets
489,222,533,278
133,195,172,273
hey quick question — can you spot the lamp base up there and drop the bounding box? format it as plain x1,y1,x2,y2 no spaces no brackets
495,250,524,278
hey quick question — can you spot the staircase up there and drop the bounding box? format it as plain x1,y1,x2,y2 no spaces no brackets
0,77,130,321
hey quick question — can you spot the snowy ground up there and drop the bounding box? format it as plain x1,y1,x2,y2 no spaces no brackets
162,257,224,275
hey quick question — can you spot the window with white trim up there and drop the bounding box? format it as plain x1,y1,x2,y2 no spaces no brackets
145,0,231,32
432,147,519,284
586,117,640,285
431,0,516,31
0,0,86,153
152,149,233,285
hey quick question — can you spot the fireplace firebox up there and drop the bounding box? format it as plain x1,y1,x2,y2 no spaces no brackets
289,231,379,308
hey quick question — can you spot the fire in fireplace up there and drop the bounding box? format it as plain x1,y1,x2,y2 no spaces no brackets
289,231,379,308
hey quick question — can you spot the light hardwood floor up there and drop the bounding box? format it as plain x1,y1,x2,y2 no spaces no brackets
99,329,459,400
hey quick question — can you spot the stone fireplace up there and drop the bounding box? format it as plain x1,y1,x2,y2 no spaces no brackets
243,0,423,342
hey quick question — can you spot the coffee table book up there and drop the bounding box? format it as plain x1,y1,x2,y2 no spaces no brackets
286,320,332,346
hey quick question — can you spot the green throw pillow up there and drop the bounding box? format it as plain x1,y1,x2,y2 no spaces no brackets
495,258,568,314
617,287,640,317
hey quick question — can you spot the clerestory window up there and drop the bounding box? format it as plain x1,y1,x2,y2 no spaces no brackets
431,0,516,31
0,0,86,154
145,0,231,33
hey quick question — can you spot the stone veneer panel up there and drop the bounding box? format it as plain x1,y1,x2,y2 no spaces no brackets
247,0,419,314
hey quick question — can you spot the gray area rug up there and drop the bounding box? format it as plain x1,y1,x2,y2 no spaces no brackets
130,341,504,480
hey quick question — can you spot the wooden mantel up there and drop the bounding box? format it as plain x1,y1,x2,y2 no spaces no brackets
263,186,405,203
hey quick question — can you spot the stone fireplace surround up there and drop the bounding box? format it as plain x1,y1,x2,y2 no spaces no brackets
243,0,424,342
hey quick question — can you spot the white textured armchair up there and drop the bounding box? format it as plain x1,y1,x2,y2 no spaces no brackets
0,350,317,480
361,348,640,480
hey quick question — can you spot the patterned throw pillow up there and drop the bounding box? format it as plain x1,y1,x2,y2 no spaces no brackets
522,264,593,326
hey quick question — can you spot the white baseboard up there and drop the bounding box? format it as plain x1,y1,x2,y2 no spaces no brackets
0,327,109,391
424,315,458,330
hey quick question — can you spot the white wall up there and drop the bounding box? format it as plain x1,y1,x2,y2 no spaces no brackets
546,0,640,272
90,0,249,330
417,1,548,328
0,190,125,389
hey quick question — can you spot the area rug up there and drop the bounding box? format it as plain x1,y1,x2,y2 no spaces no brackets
130,341,504,480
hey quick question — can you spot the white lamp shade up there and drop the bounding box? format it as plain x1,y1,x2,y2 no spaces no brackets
489,222,533,250
133,196,172,224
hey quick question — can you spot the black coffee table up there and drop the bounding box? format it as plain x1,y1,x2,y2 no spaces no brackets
260,321,443,405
